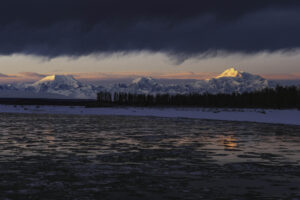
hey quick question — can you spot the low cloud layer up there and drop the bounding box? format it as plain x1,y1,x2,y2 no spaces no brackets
0,0,300,58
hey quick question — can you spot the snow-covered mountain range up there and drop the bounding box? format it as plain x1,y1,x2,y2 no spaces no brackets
109,68,275,95
0,68,277,99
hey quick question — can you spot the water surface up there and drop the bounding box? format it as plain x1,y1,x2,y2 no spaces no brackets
0,113,299,199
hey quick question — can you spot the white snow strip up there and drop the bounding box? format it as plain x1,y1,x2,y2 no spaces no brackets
0,104,299,126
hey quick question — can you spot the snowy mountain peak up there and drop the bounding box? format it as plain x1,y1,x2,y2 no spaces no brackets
132,77,155,84
107,76,162,94
33,74,78,86
216,67,243,79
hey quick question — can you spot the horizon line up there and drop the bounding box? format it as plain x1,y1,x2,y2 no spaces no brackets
1,71,300,83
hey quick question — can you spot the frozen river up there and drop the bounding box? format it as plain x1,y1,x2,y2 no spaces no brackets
0,113,300,199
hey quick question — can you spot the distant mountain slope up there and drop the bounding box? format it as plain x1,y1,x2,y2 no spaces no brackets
28,75,100,99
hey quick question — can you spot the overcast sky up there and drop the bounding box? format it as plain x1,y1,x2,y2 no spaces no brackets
0,0,300,80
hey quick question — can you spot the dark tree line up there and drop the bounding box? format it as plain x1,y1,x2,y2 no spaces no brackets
97,86,300,109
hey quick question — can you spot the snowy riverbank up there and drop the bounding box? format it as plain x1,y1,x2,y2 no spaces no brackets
0,104,299,126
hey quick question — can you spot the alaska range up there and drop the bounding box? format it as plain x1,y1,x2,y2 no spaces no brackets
0,68,277,99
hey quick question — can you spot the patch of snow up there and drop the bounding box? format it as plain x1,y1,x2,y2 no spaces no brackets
0,104,299,126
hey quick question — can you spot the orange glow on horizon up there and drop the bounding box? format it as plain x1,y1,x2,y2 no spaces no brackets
261,73,300,80
0,71,300,83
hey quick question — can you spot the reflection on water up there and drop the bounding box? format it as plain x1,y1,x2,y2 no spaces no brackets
0,113,300,199
221,135,238,149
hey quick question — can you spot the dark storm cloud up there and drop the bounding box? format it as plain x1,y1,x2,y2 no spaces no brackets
0,0,300,57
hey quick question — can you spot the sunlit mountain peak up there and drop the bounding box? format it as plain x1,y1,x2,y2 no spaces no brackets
216,67,243,79
37,74,56,82
33,74,76,85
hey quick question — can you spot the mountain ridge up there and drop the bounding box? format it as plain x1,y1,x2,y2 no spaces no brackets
0,68,279,99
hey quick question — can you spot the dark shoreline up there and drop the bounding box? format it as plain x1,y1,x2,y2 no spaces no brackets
0,98,97,106
0,95,299,110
